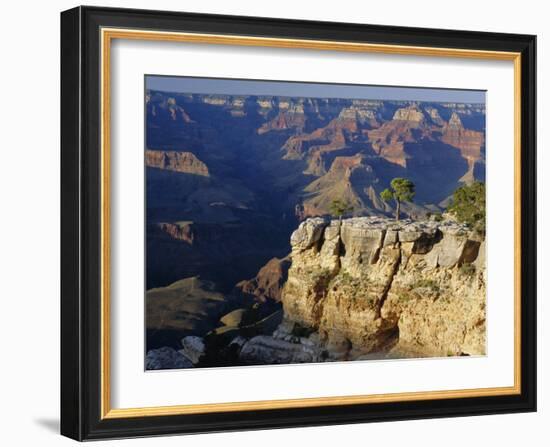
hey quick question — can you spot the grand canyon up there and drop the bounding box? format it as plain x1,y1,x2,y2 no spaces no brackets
144,82,486,369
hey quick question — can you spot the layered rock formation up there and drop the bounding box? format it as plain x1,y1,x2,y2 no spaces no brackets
366,105,433,168
425,106,446,126
281,117,349,167
257,104,306,134
392,105,425,123
146,90,485,222
145,150,209,176
235,257,291,303
441,112,485,182
302,154,385,216
280,217,486,359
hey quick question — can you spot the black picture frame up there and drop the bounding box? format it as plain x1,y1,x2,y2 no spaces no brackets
61,5,536,441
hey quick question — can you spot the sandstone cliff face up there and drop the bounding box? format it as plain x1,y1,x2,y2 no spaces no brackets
392,105,425,123
281,116,350,170
145,150,209,176
281,217,486,359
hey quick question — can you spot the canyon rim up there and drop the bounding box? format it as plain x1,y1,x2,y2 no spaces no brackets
144,76,487,370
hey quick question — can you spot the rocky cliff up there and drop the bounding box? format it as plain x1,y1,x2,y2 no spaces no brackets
146,216,486,368
441,112,485,182
280,216,486,359
145,150,209,176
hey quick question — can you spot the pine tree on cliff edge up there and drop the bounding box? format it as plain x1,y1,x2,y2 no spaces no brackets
380,178,415,221
329,199,354,224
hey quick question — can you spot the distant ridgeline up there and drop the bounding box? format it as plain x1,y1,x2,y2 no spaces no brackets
146,90,485,221
145,90,485,290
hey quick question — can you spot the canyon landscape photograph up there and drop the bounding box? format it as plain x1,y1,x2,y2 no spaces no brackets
144,76,487,370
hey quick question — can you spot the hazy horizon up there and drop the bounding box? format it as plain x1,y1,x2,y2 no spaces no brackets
146,75,486,104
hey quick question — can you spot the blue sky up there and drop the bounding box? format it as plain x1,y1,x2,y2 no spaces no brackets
146,75,485,104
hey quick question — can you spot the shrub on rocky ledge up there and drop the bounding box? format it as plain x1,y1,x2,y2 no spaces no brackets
447,181,486,233
412,279,440,293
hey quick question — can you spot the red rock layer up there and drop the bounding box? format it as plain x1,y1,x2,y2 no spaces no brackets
257,110,306,135
367,120,419,167
235,257,291,302
441,113,484,163
280,114,361,175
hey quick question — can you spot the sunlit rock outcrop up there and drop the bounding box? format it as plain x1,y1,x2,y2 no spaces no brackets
281,217,486,358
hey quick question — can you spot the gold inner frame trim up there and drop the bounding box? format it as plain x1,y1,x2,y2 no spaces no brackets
100,27,522,420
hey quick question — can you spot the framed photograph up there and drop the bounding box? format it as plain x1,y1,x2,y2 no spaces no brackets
61,6,536,441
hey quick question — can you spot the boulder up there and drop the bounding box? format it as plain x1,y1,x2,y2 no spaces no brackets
425,232,480,268
290,217,329,251
145,347,193,370
180,336,206,364
228,336,247,350
239,335,322,365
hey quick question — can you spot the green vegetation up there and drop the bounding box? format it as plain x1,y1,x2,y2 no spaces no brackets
446,181,486,233
306,268,334,291
307,267,332,281
329,199,354,223
331,271,362,289
338,271,356,285
380,178,416,221
412,279,440,293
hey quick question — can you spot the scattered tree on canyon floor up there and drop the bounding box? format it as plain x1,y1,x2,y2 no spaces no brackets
329,199,354,224
380,177,416,221
446,181,486,233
